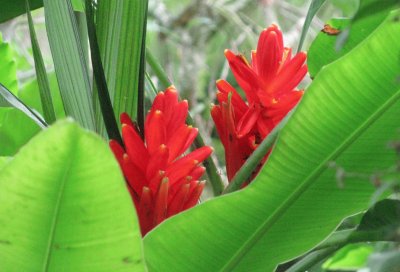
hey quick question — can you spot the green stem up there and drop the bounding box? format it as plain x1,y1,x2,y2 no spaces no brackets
146,48,225,195
146,49,171,89
222,112,292,194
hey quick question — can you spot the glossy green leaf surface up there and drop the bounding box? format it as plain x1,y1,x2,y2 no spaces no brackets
95,0,148,129
0,120,146,271
43,0,95,130
144,10,400,272
308,0,400,77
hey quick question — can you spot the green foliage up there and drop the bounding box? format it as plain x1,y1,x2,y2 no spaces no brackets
322,244,373,270
26,0,56,124
43,0,95,130
0,120,146,271
144,10,400,271
308,0,400,77
0,34,18,95
95,0,148,132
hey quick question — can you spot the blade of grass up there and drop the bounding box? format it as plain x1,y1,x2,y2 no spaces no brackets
26,0,56,124
43,0,95,130
146,48,225,195
223,111,293,194
0,83,47,128
85,0,122,145
297,0,327,52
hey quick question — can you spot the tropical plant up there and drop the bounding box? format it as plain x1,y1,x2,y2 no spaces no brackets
0,0,399,271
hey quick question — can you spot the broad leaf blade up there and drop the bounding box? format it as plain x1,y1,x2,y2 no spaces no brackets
43,0,95,130
144,10,400,272
0,0,42,23
26,0,57,124
0,120,146,271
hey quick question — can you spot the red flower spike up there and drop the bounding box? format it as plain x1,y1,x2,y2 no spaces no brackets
110,87,212,236
212,24,307,184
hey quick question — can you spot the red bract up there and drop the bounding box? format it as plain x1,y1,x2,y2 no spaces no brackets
110,86,212,236
212,24,307,182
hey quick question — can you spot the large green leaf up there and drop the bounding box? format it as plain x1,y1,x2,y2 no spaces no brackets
95,0,148,131
43,0,95,130
308,0,400,77
144,10,400,272
0,120,146,271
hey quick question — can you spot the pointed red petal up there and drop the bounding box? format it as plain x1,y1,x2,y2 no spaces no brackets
146,144,169,180
145,110,166,155
256,29,281,81
153,177,169,226
225,49,261,103
122,124,149,170
122,154,146,197
236,104,261,138
120,112,135,128
166,100,188,134
109,140,125,165
167,183,190,217
183,180,205,210
167,125,198,162
138,187,153,236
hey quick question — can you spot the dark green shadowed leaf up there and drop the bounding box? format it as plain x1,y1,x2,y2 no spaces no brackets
144,10,400,272
0,120,146,271
26,0,56,124
43,0,95,130
297,0,327,52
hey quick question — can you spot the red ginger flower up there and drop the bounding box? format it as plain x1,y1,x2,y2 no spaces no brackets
110,86,212,236
212,24,307,182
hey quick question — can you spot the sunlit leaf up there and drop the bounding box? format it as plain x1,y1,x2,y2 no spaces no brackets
0,120,146,271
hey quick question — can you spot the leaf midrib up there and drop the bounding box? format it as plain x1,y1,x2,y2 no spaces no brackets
42,136,77,271
221,88,400,271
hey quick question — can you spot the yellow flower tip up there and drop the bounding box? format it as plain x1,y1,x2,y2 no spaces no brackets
193,160,199,165
160,144,167,150
121,123,128,129
123,153,129,160
186,176,193,181
216,79,224,84
142,186,151,193
159,170,166,177
155,110,163,116
161,177,169,183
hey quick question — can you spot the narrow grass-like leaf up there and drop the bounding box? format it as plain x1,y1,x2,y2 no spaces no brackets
0,83,47,128
26,0,56,124
85,0,122,145
144,10,400,271
43,0,95,130
136,4,148,135
297,0,327,52
96,0,148,125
